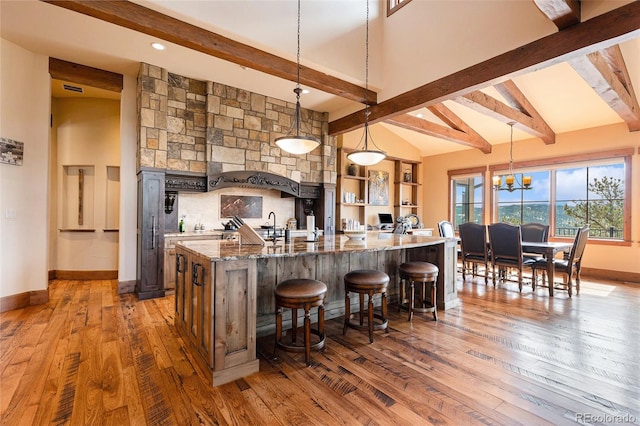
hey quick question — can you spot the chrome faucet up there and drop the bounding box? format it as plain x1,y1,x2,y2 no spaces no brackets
268,211,278,242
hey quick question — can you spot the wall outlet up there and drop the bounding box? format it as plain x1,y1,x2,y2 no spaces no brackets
5,209,16,219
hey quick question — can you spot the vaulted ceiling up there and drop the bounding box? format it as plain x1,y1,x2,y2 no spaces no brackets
1,0,638,156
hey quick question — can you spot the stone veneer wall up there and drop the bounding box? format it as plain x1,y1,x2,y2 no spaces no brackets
137,63,336,185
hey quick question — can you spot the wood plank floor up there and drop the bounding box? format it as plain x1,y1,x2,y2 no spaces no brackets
1,276,639,425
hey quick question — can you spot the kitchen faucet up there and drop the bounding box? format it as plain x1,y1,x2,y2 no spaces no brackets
268,211,278,242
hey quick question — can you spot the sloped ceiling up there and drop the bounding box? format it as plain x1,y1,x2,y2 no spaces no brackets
1,0,638,156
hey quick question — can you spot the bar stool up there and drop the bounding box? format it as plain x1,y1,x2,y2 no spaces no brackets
274,278,327,366
398,261,438,321
343,269,390,343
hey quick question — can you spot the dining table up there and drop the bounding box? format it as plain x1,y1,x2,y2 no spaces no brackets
521,241,574,296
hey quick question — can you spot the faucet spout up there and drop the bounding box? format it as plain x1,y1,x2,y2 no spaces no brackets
268,211,277,241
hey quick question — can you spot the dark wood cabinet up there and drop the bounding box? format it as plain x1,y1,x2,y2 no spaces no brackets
136,170,166,300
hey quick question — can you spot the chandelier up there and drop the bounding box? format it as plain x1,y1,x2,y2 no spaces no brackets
346,0,385,167
274,0,320,155
493,122,532,192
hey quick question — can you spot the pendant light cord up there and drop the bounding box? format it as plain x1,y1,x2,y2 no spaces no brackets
364,0,371,146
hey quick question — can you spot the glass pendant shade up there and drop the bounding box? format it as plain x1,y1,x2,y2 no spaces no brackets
276,134,320,155
347,149,386,166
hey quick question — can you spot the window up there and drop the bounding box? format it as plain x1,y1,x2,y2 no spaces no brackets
495,170,550,225
491,149,631,242
449,169,484,230
387,0,412,16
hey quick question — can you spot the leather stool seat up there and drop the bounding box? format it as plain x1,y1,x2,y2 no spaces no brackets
274,278,327,366
343,269,390,343
398,262,438,321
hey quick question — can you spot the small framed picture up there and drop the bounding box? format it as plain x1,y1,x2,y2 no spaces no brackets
0,137,24,166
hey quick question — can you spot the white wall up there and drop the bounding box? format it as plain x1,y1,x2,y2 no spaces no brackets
118,75,138,284
0,39,50,297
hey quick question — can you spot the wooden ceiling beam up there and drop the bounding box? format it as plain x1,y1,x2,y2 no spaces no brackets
427,103,492,153
454,90,551,143
41,0,377,105
570,45,640,131
532,0,581,29
494,80,555,144
49,57,123,92
329,1,640,135
386,109,492,153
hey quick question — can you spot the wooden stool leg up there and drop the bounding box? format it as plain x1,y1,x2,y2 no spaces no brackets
358,293,365,326
304,307,311,366
343,290,351,335
398,278,404,313
382,291,389,334
367,292,374,343
408,280,415,322
274,305,282,358
291,308,297,344
431,281,438,321
318,304,325,342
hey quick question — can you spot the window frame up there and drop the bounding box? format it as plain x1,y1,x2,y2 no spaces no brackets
387,0,412,17
488,148,632,246
448,166,486,231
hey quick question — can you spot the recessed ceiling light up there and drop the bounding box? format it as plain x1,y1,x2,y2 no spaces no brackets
416,113,423,118
302,89,310,94
151,42,165,51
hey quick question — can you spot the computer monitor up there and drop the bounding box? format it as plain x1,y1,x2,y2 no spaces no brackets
378,213,394,229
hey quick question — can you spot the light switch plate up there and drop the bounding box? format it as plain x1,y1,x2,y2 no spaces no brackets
5,208,16,219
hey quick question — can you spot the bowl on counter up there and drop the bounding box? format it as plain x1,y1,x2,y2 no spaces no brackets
343,229,367,240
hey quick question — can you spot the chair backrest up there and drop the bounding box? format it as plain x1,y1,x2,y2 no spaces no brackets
438,220,455,238
458,222,488,258
568,224,590,267
488,222,523,263
521,222,549,243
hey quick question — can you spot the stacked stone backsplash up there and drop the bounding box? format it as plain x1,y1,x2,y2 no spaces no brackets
138,63,336,185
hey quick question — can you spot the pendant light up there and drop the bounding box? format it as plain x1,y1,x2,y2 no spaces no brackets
493,122,533,192
274,0,320,155
347,0,385,167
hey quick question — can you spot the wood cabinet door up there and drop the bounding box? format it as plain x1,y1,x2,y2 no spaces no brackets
213,259,257,371
136,170,165,299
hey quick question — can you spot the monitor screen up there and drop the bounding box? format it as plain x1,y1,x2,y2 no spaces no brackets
378,213,394,224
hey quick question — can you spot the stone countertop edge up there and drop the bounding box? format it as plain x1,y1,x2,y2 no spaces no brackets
176,234,449,262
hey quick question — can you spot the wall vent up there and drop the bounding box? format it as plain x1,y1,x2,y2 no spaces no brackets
63,84,83,93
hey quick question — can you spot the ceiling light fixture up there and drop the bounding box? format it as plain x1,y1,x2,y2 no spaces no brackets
347,0,385,167
274,0,320,155
151,42,165,51
493,122,533,192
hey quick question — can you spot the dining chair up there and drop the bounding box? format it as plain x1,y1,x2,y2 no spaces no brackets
437,220,455,238
488,222,535,292
458,222,489,285
531,224,589,297
521,222,549,243
521,222,550,262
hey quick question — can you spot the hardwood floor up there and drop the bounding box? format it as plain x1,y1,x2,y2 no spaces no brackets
1,276,638,425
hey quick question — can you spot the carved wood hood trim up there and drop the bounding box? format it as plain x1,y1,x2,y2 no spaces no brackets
207,171,300,197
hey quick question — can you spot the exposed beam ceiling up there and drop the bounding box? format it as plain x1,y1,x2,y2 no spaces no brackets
385,104,492,153
532,0,581,29
41,0,377,105
455,80,555,145
570,45,640,131
386,110,492,154
329,2,640,136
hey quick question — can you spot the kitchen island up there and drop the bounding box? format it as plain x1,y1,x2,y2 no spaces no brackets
174,233,458,386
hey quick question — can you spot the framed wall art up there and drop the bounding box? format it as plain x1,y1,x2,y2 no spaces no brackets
368,170,389,206
0,137,24,166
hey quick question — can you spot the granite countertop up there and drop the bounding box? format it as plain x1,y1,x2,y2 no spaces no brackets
176,233,448,261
